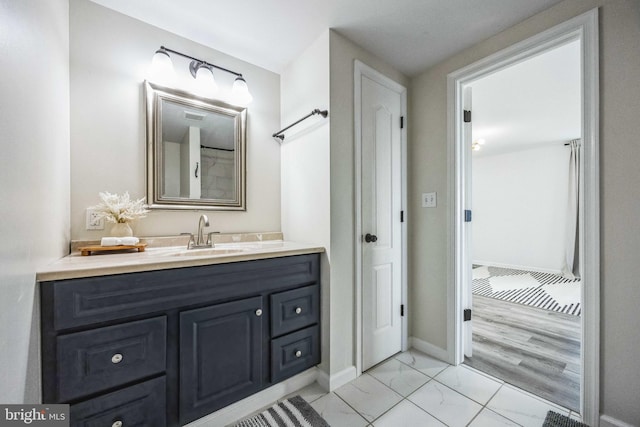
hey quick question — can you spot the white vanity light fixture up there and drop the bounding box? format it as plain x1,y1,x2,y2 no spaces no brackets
231,76,253,106
149,48,175,85
150,46,253,106
190,62,218,98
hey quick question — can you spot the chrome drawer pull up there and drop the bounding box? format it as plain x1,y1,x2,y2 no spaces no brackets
255,309,263,317
112,420,123,427
295,350,302,358
111,353,123,364
295,307,302,314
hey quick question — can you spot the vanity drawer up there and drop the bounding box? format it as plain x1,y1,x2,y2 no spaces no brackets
271,325,319,383
57,316,166,402
270,284,319,337
70,376,166,427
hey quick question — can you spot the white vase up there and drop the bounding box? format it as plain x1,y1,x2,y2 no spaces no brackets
110,222,133,237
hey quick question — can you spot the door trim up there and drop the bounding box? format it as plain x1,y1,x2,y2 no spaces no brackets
447,9,599,424
354,60,408,376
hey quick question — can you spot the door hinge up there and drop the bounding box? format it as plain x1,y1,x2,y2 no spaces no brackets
400,210,404,223
463,110,471,123
400,116,404,129
401,304,405,317
464,309,472,321
464,210,472,222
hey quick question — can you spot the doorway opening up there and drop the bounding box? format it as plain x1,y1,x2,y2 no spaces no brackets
448,9,599,425
464,40,582,411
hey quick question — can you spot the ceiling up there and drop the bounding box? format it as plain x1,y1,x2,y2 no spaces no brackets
470,40,581,157
89,0,564,76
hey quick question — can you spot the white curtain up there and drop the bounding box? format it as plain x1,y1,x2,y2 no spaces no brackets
562,139,581,280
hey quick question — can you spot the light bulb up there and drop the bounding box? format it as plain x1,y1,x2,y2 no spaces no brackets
149,49,174,85
231,76,253,105
477,138,486,145
194,65,218,97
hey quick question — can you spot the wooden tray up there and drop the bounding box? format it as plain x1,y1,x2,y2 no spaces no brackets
79,243,147,256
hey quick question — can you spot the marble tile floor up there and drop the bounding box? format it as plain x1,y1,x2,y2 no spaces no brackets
281,349,583,427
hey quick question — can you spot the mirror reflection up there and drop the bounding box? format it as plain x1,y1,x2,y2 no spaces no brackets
145,81,246,210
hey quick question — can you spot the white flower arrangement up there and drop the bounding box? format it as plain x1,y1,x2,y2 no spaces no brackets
90,191,150,224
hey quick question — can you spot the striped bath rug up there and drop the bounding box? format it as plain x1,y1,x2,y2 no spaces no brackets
230,395,330,427
473,265,581,316
543,410,589,426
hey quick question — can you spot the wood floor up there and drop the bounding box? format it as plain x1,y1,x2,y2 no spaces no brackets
464,294,581,411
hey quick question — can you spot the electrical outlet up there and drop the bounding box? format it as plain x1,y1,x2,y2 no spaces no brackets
422,192,437,208
86,209,104,230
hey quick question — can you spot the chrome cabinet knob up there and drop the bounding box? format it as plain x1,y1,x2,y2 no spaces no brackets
255,309,263,316
295,307,302,314
111,353,123,364
112,421,123,427
295,350,302,358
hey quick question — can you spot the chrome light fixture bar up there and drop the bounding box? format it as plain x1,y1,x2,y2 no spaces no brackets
151,46,253,105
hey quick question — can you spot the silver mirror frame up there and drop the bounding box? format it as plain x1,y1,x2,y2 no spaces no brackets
144,81,247,211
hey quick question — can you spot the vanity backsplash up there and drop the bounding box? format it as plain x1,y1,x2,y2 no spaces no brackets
70,231,284,253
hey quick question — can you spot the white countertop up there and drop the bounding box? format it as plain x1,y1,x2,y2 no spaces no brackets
36,240,325,281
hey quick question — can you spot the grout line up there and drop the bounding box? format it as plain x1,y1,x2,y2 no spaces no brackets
373,360,485,426
329,349,575,427
365,397,404,425
331,388,375,424
336,372,405,424
343,363,435,425
465,383,526,427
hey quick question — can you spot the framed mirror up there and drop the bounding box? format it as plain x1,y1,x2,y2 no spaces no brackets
145,81,246,210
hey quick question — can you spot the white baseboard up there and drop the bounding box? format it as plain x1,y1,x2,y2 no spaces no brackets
317,365,357,391
473,260,562,275
600,414,637,427
409,337,450,363
185,367,318,427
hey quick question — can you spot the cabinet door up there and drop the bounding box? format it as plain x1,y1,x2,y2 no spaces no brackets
180,296,263,425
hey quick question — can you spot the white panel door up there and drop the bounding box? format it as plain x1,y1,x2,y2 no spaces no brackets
361,75,403,371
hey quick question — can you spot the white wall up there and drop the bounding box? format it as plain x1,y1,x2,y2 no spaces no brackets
69,0,281,239
280,30,331,377
410,0,640,424
472,144,570,272
281,32,331,252
281,30,409,385
0,0,70,403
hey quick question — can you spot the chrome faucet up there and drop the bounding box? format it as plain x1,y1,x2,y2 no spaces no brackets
182,214,215,249
197,214,209,246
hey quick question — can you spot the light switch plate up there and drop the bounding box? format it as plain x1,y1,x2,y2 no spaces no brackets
86,209,104,230
422,192,437,208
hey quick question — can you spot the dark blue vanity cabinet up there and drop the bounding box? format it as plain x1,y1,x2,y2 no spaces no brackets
40,253,321,427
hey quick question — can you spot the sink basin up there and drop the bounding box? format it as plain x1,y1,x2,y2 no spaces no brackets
170,247,248,257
